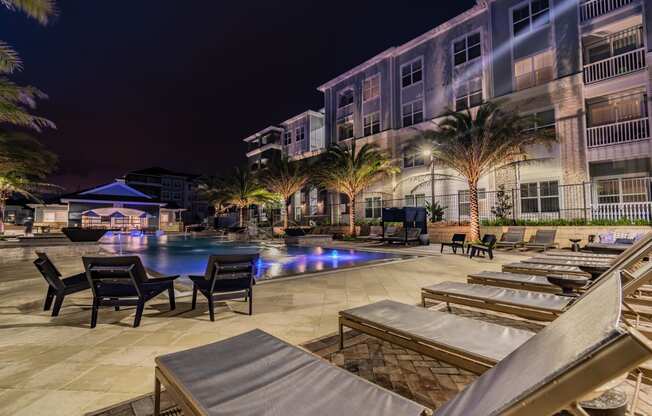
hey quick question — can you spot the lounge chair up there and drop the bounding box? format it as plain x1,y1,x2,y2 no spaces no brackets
468,234,497,259
366,225,397,242
153,329,431,416
494,226,526,250
502,261,592,278
520,256,611,277
440,233,466,254
384,227,421,245
189,254,257,320
340,276,652,415
524,229,557,251
82,256,179,328
422,260,652,322
33,252,90,317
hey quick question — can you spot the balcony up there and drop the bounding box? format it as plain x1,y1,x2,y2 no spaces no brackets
584,47,645,84
586,117,650,147
580,0,634,22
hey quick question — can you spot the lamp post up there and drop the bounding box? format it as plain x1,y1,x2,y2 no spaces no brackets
423,148,435,207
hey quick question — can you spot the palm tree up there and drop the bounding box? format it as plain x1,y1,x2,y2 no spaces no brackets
318,142,397,236
260,156,311,229
219,167,276,226
196,175,230,215
0,0,56,131
421,101,555,241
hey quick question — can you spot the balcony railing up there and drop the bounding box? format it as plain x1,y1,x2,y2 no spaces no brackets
580,0,633,22
592,201,652,221
584,47,646,84
586,117,650,147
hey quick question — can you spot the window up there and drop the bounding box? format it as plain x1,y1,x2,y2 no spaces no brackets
403,149,425,168
524,109,556,132
401,59,423,88
363,75,380,102
405,194,426,207
295,126,305,142
363,112,381,136
459,189,486,216
453,32,482,66
44,212,56,222
402,100,424,127
337,116,354,141
520,181,559,213
284,131,292,145
586,91,648,128
338,89,354,108
365,197,382,219
514,49,554,90
455,77,483,111
597,177,650,204
512,0,550,37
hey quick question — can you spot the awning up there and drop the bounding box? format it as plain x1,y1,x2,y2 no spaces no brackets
81,207,153,218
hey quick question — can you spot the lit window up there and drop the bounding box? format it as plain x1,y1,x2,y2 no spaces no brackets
363,75,380,102
295,126,305,142
401,59,423,88
363,112,381,136
455,77,483,111
337,116,354,141
402,100,424,127
513,0,550,37
514,49,554,90
586,90,648,128
403,149,425,168
338,89,354,108
453,32,482,66
365,197,382,218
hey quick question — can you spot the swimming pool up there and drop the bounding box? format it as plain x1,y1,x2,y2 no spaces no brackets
100,234,404,280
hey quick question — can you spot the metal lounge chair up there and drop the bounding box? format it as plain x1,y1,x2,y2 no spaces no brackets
33,252,90,317
82,256,179,328
188,253,257,320
340,276,652,415
494,226,526,250
524,229,557,251
153,329,431,416
440,233,466,254
468,234,497,259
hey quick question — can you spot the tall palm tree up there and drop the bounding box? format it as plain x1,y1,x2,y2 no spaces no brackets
220,167,276,226
318,142,397,236
421,101,555,241
0,0,56,131
260,156,310,229
196,175,230,215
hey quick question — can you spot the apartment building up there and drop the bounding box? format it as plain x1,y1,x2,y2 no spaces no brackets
245,0,652,225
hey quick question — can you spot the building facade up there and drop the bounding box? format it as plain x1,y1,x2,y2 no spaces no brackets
245,0,652,225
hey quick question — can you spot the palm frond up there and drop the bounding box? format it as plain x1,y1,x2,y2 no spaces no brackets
1,0,56,24
0,41,22,74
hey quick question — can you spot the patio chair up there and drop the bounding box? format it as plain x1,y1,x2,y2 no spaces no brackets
188,254,257,320
33,252,90,317
524,229,557,251
468,234,497,259
153,329,431,416
367,225,397,242
494,226,526,250
82,256,179,328
384,227,421,245
340,276,652,416
440,233,466,254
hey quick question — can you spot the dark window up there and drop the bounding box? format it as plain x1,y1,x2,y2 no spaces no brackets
453,33,482,67
402,101,424,127
401,59,423,88
363,112,381,136
338,89,354,108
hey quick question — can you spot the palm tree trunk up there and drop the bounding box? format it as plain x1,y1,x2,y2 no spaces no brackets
284,197,290,229
239,206,244,227
0,198,5,235
349,195,356,237
468,181,480,242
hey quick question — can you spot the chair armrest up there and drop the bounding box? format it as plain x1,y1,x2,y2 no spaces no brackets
146,275,180,283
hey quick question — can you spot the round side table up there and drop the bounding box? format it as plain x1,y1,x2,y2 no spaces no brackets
570,238,582,252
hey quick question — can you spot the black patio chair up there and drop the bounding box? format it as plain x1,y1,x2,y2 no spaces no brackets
33,252,90,317
468,234,498,260
82,256,179,328
189,254,258,321
440,233,466,254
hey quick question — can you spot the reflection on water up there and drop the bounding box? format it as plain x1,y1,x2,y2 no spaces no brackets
101,234,401,280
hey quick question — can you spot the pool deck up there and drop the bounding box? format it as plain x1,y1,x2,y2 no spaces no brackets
0,245,648,415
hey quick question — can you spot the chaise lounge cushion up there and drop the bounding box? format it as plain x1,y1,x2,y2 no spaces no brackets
423,281,573,312
156,329,427,415
468,271,555,289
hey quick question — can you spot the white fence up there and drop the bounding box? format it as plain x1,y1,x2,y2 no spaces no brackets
583,48,645,84
580,0,633,22
586,117,650,147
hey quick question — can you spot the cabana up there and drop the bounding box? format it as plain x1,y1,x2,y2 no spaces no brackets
380,207,428,245
81,207,153,230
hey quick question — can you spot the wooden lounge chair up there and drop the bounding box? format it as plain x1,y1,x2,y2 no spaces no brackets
188,254,257,320
502,261,592,278
440,233,466,254
494,226,526,250
33,252,90,317
468,234,497,259
154,329,431,416
524,229,557,251
340,276,652,415
82,256,179,328
519,256,611,277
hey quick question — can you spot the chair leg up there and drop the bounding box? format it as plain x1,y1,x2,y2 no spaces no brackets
440,244,444,254
207,295,215,322
51,293,65,317
44,287,55,311
90,298,99,328
248,288,253,316
112,298,120,311
191,286,197,310
488,249,494,260
134,300,145,328
168,285,176,311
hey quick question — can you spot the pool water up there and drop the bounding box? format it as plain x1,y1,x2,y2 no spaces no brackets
100,234,403,280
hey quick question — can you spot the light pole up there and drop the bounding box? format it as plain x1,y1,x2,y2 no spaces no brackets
423,148,435,207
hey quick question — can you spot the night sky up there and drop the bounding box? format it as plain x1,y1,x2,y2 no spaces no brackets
1,1,476,191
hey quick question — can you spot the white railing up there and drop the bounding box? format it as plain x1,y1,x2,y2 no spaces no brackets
592,201,652,221
580,0,633,22
586,117,650,147
583,48,645,84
